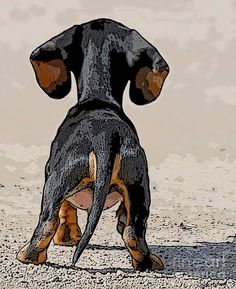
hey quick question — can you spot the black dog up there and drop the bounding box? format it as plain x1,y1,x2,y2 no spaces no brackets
17,18,169,271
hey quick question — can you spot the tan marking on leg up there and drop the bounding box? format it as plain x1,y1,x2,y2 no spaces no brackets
89,151,96,180
59,200,78,224
16,242,47,265
111,179,131,223
132,253,165,271
114,181,164,270
17,219,58,265
111,154,121,182
112,180,143,262
36,220,59,250
53,200,81,246
123,225,144,262
125,230,164,271
90,152,121,183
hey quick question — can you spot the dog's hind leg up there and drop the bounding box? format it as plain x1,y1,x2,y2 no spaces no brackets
119,148,164,271
121,181,164,271
53,200,81,246
116,202,126,235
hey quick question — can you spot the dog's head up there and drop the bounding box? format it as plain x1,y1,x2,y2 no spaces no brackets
30,19,169,104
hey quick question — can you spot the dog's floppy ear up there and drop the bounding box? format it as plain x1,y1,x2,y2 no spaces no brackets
127,30,169,105
30,25,79,99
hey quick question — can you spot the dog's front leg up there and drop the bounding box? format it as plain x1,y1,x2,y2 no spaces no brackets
16,173,62,265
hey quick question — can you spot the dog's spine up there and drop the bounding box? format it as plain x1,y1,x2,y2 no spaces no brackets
72,133,116,266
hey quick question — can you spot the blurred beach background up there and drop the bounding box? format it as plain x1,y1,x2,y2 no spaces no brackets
1,0,236,169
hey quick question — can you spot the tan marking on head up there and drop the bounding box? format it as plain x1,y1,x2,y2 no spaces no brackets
146,68,169,98
135,66,169,102
31,59,68,93
135,67,151,89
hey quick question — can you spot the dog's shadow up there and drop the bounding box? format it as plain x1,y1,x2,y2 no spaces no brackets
151,239,236,280
46,239,236,280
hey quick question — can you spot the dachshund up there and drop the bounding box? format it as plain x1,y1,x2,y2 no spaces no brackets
16,18,169,271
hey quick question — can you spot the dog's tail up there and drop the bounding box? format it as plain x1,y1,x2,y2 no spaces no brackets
72,133,117,266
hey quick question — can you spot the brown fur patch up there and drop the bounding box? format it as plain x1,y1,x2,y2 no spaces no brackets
135,66,150,89
132,253,165,271
89,152,121,182
35,220,58,251
135,66,169,102
54,200,81,246
146,68,169,98
111,179,130,223
31,59,68,93
16,243,47,265
111,154,121,182
130,249,144,263
53,223,81,246
89,151,96,180
59,200,78,224
16,219,58,265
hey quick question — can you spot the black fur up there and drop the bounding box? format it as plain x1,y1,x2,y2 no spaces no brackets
26,18,169,267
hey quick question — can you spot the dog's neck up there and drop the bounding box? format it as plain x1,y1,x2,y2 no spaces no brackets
75,40,126,109
77,71,121,108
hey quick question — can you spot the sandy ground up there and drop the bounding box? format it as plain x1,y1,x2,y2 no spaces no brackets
0,153,235,289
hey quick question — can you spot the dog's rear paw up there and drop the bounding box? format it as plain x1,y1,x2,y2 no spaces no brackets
132,253,164,271
16,243,47,265
53,223,81,246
